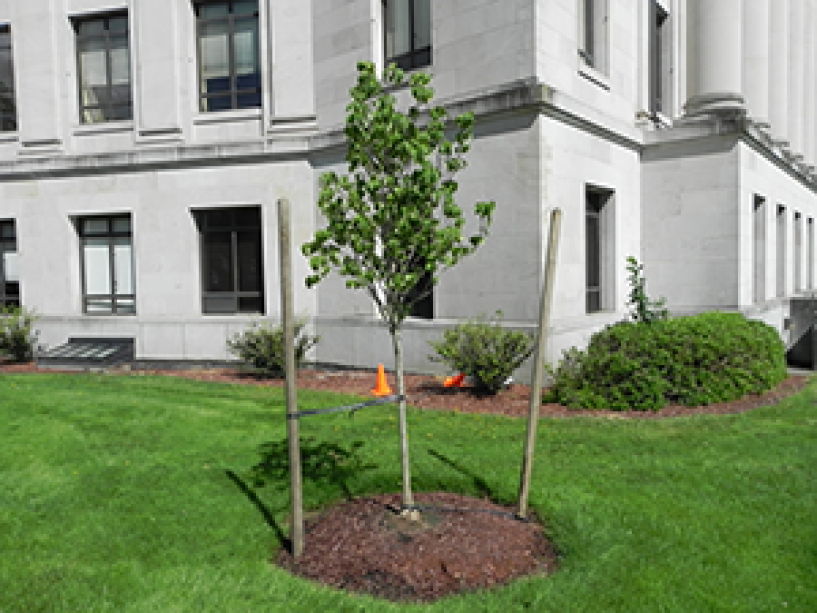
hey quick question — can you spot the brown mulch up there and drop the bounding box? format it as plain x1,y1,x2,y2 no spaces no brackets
3,359,813,602
277,492,557,603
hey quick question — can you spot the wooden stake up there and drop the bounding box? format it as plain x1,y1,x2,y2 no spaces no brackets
278,198,304,557
517,208,562,519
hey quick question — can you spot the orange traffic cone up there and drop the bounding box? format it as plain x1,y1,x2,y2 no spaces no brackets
443,372,466,388
371,363,393,396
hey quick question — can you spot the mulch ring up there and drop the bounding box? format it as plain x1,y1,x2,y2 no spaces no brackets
276,492,557,603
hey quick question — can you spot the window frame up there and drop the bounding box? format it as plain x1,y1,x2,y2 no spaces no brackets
0,220,19,308
0,25,17,132
383,0,432,72
752,195,767,304
78,214,136,315
648,0,671,117
73,11,133,124
776,204,787,298
194,0,262,113
585,186,614,314
195,206,265,315
578,0,609,75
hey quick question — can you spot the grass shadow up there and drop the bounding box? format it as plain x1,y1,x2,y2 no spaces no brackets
248,437,377,501
225,469,291,552
228,437,378,553
427,448,494,499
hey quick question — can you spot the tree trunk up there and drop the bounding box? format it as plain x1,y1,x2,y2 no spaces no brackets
391,326,420,520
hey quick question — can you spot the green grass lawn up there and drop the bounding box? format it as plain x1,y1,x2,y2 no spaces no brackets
1,372,816,612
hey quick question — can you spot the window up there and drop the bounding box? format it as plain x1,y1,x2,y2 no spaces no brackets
384,0,431,71
79,215,135,314
195,1,261,113
196,207,264,314
0,220,19,307
406,255,433,319
578,0,608,74
777,205,787,298
809,218,814,289
0,26,16,131
752,195,766,304
795,212,803,292
74,13,132,124
648,0,671,116
586,187,614,313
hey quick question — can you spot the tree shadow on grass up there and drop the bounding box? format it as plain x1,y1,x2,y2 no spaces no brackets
227,437,378,552
225,469,291,551
426,448,494,499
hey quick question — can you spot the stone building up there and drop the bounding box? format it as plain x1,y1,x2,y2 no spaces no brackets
0,0,814,374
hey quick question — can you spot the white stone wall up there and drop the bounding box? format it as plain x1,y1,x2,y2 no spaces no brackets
1,0,817,375
4,159,316,360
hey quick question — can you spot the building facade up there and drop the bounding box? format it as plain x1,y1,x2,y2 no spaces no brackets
0,0,814,376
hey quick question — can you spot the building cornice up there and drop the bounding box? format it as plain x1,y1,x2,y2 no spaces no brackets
0,78,647,180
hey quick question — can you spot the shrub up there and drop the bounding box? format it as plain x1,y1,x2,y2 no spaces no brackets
0,306,39,362
227,319,319,377
429,312,534,394
544,312,786,411
626,256,668,324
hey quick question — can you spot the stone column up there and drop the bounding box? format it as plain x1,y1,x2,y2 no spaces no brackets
742,0,770,127
684,0,745,116
132,0,184,143
787,0,804,159
12,0,63,153
803,1,815,170
768,3,789,147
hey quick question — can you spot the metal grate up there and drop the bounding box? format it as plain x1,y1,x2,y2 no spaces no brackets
37,338,134,370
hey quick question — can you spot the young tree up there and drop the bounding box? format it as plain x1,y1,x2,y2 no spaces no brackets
302,62,495,519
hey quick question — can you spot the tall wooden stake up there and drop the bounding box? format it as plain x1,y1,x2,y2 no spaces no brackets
518,208,562,519
278,198,304,557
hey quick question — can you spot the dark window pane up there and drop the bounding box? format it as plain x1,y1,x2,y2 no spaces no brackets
197,3,260,112
0,27,16,132
205,95,233,112
76,14,131,124
199,3,229,19
586,291,601,314
586,214,600,287
233,1,258,17
236,230,262,292
109,104,133,121
385,0,431,70
78,20,105,35
203,231,234,292
235,207,260,227
236,91,261,109
236,72,260,90
205,77,231,94
203,209,233,228
108,16,128,32
198,207,264,314
238,296,263,313
203,295,236,313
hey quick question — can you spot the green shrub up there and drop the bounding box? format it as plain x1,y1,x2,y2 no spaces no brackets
626,256,668,324
227,319,319,377
0,306,39,362
544,312,786,411
429,312,534,394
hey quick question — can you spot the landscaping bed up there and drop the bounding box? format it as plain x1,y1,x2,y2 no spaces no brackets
3,360,807,419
